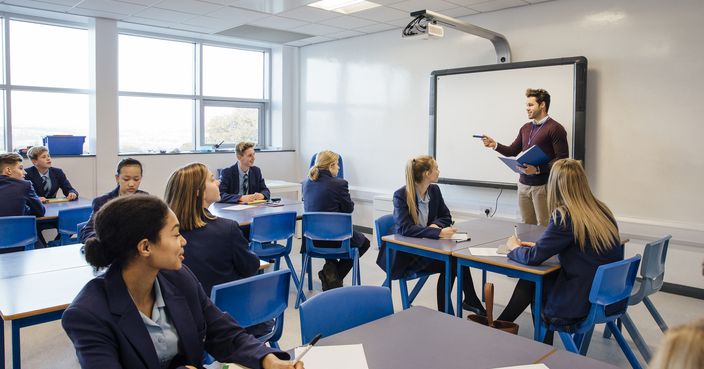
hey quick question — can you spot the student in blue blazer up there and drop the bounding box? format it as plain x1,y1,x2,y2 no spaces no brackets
62,195,302,369
375,155,484,314
497,159,624,344
24,146,79,202
0,152,45,218
219,142,270,203
302,150,370,290
79,158,148,242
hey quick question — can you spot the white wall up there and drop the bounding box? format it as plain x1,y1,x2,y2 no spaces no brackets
299,0,704,288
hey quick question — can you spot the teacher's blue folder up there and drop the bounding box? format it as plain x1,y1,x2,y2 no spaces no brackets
498,145,550,173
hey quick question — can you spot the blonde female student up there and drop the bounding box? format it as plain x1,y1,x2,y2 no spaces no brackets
62,195,301,369
376,155,484,314
650,319,704,369
498,159,624,343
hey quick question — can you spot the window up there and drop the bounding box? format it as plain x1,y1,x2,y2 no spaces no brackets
4,19,89,152
118,34,269,153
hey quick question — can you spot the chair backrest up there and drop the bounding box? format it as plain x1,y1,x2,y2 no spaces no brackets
299,285,393,344
309,153,344,179
250,211,297,257
585,255,641,324
303,212,353,256
0,216,37,250
640,235,671,290
57,206,93,235
211,269,291,343
374,214,395,248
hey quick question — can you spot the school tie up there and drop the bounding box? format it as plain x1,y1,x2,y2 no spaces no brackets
242,173,249,194
42,175,50,194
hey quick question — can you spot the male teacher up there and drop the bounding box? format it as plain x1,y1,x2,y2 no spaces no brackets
219,141,270,203
481,88,568,226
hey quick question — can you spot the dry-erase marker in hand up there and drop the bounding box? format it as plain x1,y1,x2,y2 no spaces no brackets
293,333,322,365
472,135,485,138
514,225,519,239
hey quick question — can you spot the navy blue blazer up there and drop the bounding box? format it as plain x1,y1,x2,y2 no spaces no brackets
182,216,260,297
508,213,624,324
79,186,149,242
302,170,367,249
0,175,45,217
62,264,287,369
375,185,452,279
24,166,79,199
218,165,270,203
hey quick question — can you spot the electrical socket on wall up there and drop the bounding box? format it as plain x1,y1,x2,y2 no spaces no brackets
481,207,493,217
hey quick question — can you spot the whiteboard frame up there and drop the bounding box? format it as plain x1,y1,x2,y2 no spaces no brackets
429,56,587,189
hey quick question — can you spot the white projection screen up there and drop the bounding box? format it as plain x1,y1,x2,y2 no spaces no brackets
430,57,587,189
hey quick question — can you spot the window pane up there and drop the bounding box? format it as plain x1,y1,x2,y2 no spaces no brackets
119,96,193,153
119,35,194,94
11,91,89,151
10,20,88,89
0,91,4,151
202,45,264,99
203,105,259,146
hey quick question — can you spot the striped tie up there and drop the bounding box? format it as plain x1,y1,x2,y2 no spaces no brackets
242,173,249,194
42,175,50,194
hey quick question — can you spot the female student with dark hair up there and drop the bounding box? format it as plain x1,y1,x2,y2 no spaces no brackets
497,159,623,343
376,155,484,314
302,150,370,290
164,163,260,297
62,195,302,369
79,158,147,242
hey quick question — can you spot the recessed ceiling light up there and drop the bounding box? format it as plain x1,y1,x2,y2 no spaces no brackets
308,0,380,15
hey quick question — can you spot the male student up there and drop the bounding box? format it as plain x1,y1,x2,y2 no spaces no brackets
219,141,270,203
24,146,79,202
0,152,45,217
481,88,568,226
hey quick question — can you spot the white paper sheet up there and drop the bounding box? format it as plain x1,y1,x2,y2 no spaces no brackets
441,232,469,241
294,344,369,369
469,247,506,257
492,364,549,369
222,204,255,211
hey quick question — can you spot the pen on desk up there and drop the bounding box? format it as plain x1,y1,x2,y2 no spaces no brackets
455,237,472,243
293,333,322,365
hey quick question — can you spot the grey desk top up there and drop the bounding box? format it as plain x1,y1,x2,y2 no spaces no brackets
0,243,87,279
208,200,303,226
382,218,544,255
543,348,623,369
39,198,93,219
320,306,556,369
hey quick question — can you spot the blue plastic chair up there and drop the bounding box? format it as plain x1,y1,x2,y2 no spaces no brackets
375,214,433,310
309,153,344,179
55,206,92,245
299,285,393,344
76,221,88,235
603,235,671,362
295,212,359,308
0,216,37,251
210,269,291,349
249,211,303,297
541,255,643,369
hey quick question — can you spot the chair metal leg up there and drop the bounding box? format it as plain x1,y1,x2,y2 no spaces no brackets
607,321,644,369
622,312,652,363
283,255,305,303
399,279,411,309
559,331,579,353
295,256,310,309
352,254,359,286
643,296,668,332
407,276,429,305
578,326,595,356
306,258,313,291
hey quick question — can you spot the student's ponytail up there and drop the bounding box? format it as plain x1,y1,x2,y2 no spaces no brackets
405,159,419,225
308,151,340,181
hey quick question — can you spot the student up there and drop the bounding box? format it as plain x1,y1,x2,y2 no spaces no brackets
0,152,45,217
24,146,79,202
302,150,370,290
497,159,623,343
650,319,704,369
482,88,569,226
79,158,147,242
375,155,484,314
219,142,270,204
62,195,302,369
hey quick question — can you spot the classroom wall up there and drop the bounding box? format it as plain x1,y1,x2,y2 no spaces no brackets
298,0,704,288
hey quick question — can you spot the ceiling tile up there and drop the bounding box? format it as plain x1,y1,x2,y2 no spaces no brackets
328,29,365,39
354,22,397,33
277,5,339,22
204,5,268,23
229,0,316,14
318,15,377,29
121,15,179,28
388,0,458,12
385,16,414,27
445,0,487,6
254,15,309,30
68,7,130,19
150,0,222,15
181,15,238,29
290,22,344,36
117,0,161,6
172,23,213,33
439,6,479,17
468,0,527,13
3,0,74,12
525,0,551,3
76,0,146,15
285,35,332,47
352,5,407,22
133,6,195,22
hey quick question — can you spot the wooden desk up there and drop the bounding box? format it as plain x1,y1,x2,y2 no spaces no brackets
381,218,541,314
38,198,92,220
320,306,556,369
209,201,304,226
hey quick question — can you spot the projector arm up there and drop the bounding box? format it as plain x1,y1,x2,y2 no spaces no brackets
410,9,511,63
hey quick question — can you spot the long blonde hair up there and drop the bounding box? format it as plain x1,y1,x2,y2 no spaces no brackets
404,155,437,225
164,163,215,231
308,150,339,181
547,159,619,253
650,319,704,369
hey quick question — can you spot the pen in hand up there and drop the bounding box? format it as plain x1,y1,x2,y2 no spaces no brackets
514,225,519,240
293,333,322,365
